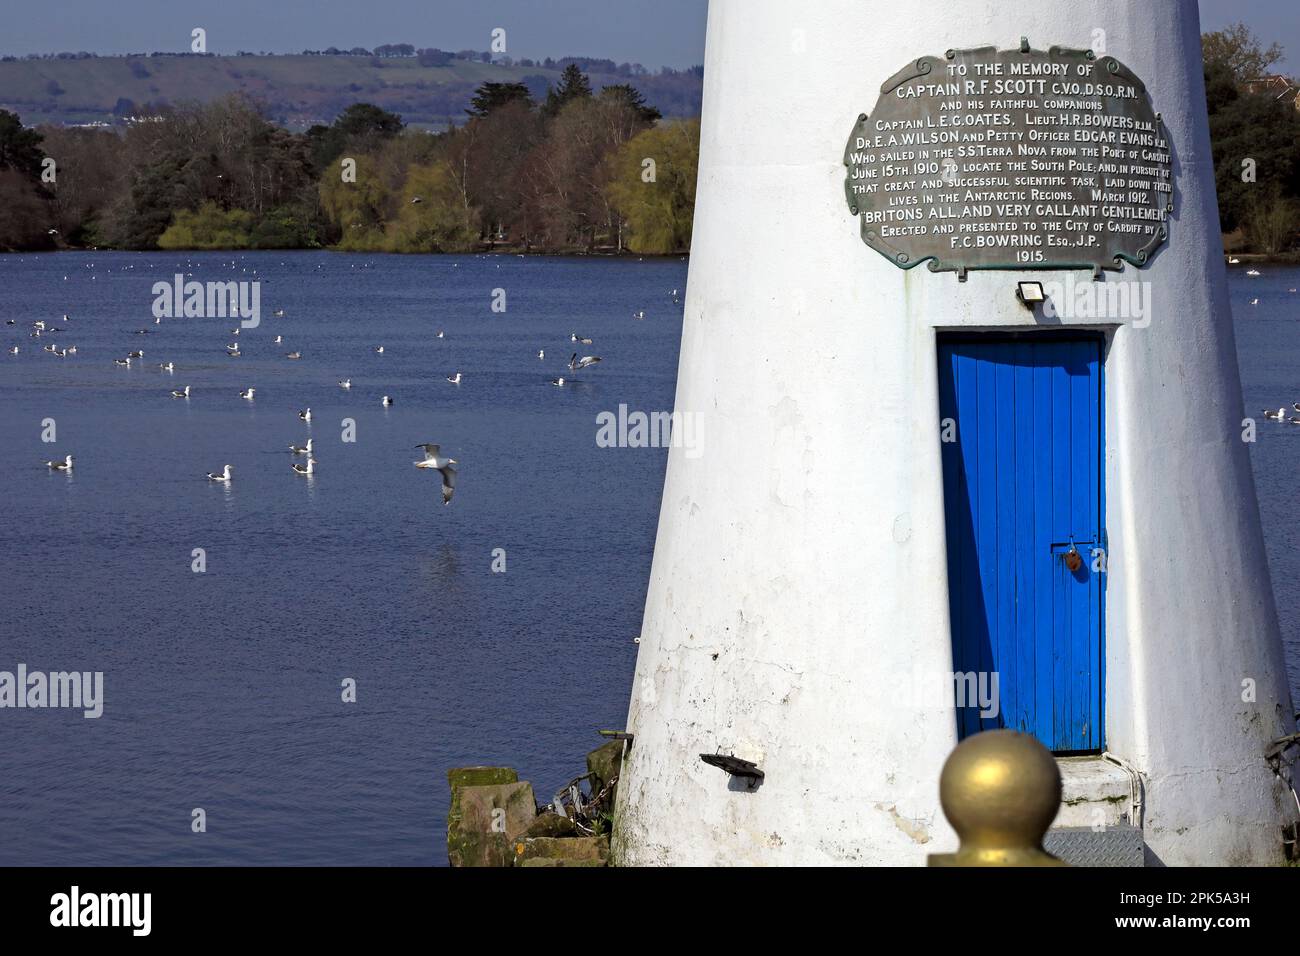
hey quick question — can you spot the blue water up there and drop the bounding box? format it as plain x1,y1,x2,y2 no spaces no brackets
2,252,1298,865
0,251,686,865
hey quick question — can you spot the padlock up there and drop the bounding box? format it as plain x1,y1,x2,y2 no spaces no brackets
1065,546,1082,573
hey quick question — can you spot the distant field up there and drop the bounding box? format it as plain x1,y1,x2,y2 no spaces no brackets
0,53,702,129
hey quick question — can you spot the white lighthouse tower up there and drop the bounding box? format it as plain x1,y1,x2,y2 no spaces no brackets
615,0,1299,865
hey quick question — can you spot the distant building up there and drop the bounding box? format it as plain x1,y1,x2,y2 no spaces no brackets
1242,74,1300,109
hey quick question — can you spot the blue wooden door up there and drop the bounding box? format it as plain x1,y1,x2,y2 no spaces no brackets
937,335,1103,753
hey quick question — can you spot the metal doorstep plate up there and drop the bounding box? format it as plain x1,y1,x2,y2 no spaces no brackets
1044,824,1145,867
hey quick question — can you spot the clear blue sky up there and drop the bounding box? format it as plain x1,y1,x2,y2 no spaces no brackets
0,1,1292,74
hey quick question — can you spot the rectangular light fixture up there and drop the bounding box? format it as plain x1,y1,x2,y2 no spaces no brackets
1016,281,1046,308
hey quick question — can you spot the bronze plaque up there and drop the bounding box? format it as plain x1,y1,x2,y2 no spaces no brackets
843,40,1173,280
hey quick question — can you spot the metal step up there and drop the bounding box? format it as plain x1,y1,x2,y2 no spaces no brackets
1044,824,1145,867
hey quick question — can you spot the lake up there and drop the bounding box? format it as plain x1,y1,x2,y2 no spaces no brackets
0,251,1297,865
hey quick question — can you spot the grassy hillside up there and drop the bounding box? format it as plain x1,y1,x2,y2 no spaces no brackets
0,53,702,129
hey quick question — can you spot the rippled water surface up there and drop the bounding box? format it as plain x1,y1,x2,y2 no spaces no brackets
0,252,1297,864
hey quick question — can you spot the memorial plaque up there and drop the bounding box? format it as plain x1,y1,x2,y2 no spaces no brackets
843,40,1173,280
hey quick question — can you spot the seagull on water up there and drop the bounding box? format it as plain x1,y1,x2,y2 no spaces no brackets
240,388,255,400
273,309,285,317
571,333,593,344
299,407,312,422
128,350,144,359
551,376,566,387
45,454,74,471
436,330,445,339
290,438,313,456
1264,407,1286,421
538,349,545,359
114,357,131,367
207,464,233,482
8,346,17,354
633,310,645,320
171,385,191,398
274,335,283,344
447,372,462,385
286,351,301,359
159,362,174,372
375,346,384,354
339,379,352,389
414,444,458,505
291,457,317,476
382,396,393,406
569,353,602,371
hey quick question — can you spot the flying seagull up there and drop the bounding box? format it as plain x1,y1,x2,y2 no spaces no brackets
414,444,458,505
569,353,602,371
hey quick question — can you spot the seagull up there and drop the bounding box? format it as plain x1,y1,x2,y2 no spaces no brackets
339,379,352,389
569,353,602,371
382,396,393,406
290,438,313,456
207,464,233,483
299,407,312,422
240,388,255,400
114,357,131,367
225,342,239,352
414,444,458,505
286,351,301,360
1247,269,1261,277
33,321,45,330
274,335,282,344
1264,407,1286,421
8,346,17,354
171,385,191,398
45,454,73,471
537,349,545,359
410,196,423,204
230,329,240,336
1251,298,1260,306
273,309,285,317
375,346,384,353
633,310,645,320
551,376,566,386
571,333,593,344
227,348,241,357
447,372,462,384
128,350,144,359
436,331,445,339
291,457,317,476
159,362,174,372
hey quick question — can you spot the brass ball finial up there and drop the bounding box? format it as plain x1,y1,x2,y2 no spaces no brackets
928,730,1067,867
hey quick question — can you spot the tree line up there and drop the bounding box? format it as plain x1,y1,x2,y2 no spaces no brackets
0,64,700,254
0,24,1296,256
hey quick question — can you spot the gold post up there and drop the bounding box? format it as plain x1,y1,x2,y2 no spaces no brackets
928,729,1068,867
